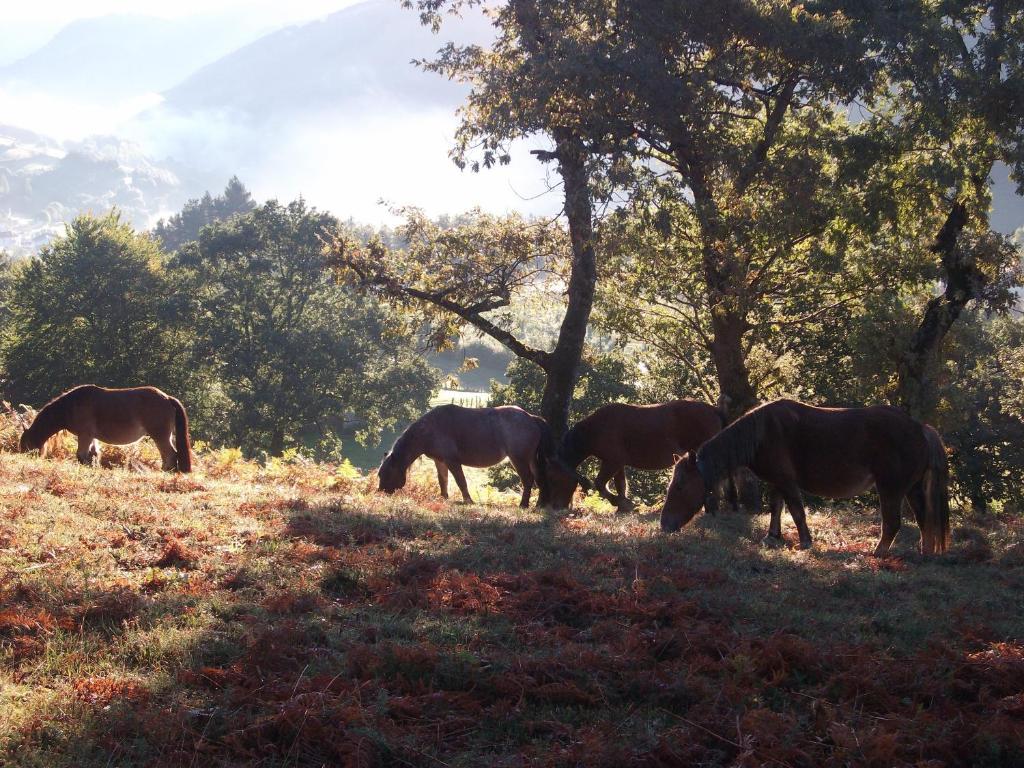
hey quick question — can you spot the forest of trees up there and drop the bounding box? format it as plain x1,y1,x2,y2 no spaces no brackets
330,0,1024,509
0,2,1022,511
0,181,437,460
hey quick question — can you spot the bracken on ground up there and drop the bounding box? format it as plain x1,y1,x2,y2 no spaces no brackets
0,437,1022,767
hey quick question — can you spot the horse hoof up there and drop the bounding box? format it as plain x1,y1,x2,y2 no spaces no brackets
796,540,813,551
761,535,785,549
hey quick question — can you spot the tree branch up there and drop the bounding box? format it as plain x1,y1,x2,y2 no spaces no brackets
736,73,800,195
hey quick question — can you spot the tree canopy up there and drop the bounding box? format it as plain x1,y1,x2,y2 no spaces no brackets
178,199,438,456
154,176,257,253
4,213,188,406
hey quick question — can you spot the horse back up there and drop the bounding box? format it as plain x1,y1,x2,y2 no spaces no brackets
420,404,541,465
74,385,179,431
573,400,721,470
776,400,930,489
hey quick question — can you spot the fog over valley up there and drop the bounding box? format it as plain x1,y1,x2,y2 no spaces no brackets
0,0,560,255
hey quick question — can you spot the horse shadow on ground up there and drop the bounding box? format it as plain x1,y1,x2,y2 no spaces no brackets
10,495,1024,766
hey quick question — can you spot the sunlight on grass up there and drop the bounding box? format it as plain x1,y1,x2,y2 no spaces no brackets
0,444,1021,766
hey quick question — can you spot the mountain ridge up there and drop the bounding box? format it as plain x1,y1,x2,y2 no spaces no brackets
158,0,487,119
0,13,274,103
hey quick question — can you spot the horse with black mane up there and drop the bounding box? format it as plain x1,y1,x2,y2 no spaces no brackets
660,399,950,556
546,400,731,511
20,385,192,472
377,404,556,508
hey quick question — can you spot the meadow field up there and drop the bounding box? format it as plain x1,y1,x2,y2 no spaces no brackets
0,440,1022,767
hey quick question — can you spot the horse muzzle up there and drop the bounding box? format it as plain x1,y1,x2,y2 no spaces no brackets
660,510,683,533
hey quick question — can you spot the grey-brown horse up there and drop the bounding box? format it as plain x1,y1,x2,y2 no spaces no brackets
20,384,192,472
377,404,555,507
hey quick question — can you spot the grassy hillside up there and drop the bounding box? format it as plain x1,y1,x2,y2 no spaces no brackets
0,440,1022,766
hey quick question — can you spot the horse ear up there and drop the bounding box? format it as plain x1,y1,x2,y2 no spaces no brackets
672,453,684,465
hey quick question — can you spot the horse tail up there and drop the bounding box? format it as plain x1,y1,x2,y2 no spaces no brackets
921,425,950,554
172,398,193,473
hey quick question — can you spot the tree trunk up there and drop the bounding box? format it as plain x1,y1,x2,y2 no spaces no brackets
693,235,760,509
538,130,598,438
896,200,984,420
678,144,759,423
708,306,758,421
510,2,597,438
269,427,285,457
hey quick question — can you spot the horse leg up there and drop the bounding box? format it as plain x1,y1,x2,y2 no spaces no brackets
531,453,550,509
508,454,534,509
76,434,96,466
433,459,449,499
449,463,473,504
780,485,813,550
906,483,931,554
613,469,635,513
726,471,740,512
156,432,177,472
762,487,786,547
874,489,904,557
519,476,534,509
593,462,624,509
707,472,739,515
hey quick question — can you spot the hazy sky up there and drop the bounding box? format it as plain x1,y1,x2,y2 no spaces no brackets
0,0,562,224
1,1,363,62
4,0,359,24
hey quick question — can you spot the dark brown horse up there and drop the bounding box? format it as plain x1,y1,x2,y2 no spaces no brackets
377,404,554,507
660,399,950,556
547,400,729,511
20,385,192,472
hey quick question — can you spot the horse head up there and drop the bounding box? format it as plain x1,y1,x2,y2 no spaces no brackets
18,426,44,456
376,450,407,494
16,406,42,454
545,454,594,509
660,452,706,532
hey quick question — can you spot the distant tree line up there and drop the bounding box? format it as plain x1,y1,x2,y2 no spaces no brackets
0,180,437,459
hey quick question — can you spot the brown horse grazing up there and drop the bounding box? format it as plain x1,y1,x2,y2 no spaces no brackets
660,399,950,556
546,400,730,511
20,385,192,472
377,404,554,507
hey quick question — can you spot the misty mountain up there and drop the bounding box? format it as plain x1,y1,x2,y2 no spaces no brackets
0,1,550,251
124,0,527,223
159,1,485,119
0,124,186,256
0,14,272,103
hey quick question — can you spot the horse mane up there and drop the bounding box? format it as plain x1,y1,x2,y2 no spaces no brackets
388,420,425,469
559,422,588,468
695,404,769,487
26,386,88,443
